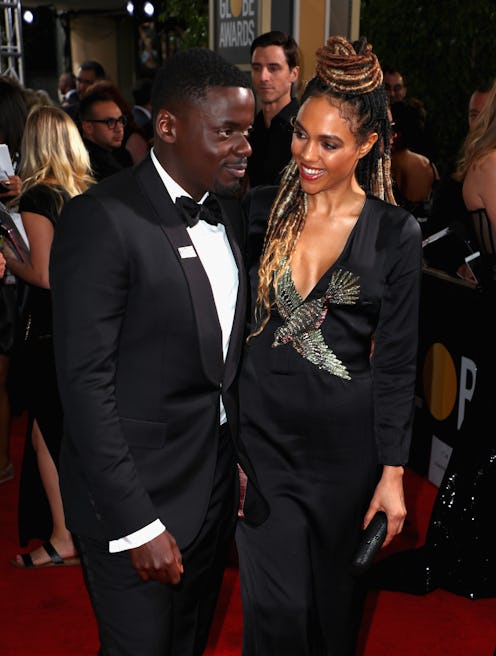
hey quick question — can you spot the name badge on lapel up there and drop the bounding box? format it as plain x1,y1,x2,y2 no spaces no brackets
178,245,197,259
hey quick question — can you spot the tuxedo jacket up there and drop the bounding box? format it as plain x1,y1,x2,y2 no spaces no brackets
50,154,267,549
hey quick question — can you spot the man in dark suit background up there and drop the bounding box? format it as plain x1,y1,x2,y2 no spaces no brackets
50,48,262,656
247,30,300,188
132,77,154,142
79,88,132,181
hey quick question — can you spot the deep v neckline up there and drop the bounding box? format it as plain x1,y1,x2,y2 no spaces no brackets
289,198,367,302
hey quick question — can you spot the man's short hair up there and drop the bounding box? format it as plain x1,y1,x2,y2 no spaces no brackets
79,89,116,121
79,60,106,80
382,65,407,85
250,31,299,70
151,47,250,120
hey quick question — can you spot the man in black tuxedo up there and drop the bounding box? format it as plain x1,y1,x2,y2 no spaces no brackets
50,48,265,656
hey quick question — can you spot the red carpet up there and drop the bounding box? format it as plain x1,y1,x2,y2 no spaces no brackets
1,413,495,655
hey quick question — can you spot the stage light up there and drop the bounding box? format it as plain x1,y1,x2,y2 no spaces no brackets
23,9,34,24
125,1,155,21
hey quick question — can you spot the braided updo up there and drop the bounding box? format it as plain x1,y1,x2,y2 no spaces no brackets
315,35,383,94
251,35,394,339
303,35,393,203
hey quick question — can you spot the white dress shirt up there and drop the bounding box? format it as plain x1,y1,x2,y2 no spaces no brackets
109,149,239,553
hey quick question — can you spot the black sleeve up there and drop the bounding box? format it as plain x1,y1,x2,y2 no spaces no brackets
18,185,65,225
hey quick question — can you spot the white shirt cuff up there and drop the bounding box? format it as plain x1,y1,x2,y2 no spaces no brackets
108,519,166,553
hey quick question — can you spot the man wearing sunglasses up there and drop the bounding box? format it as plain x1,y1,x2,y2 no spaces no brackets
80,88,132,181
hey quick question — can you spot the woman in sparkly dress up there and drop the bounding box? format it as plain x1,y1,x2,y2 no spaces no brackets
236,36,423,655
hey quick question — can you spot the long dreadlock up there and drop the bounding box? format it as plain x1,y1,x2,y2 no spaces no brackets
251,35,394,339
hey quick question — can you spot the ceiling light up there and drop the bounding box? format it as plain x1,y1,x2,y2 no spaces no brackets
23,9,34,24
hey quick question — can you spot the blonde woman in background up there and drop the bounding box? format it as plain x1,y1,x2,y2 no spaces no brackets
456,82,496,286
3,105,93,567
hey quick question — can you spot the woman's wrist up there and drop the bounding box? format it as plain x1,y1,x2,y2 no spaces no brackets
381,464,404,480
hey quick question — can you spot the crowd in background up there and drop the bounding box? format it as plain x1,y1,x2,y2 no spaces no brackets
0,29,495,655
1,25,495,572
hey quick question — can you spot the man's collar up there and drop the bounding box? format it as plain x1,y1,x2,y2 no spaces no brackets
277,96,299,121
260,96,299,126
83,137,113,154
150,148,208,204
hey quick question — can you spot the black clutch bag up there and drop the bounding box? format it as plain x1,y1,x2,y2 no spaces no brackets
351,511,388,575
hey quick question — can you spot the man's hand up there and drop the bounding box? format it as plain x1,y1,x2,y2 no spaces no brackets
129,530,183,584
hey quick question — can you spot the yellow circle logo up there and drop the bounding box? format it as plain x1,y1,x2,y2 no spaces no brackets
230,0,242,17
422,342,457,421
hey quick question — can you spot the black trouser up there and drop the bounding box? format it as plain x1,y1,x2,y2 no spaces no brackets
77,426,237,656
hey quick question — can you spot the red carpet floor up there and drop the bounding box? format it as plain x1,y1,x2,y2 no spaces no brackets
1,413,495,655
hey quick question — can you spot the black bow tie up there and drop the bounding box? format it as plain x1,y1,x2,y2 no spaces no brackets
175,195,223,228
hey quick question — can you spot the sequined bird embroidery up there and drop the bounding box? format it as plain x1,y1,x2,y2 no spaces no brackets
273,265,360,379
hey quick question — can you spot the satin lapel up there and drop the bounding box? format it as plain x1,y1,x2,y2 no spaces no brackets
218,198,247,391
135,157,223,385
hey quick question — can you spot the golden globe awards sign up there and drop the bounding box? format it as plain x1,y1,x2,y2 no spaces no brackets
215,0,258,65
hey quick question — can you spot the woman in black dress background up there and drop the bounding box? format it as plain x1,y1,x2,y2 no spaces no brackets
3,105,93,567
236,36,423,654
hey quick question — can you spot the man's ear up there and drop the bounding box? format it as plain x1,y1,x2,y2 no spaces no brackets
156,109,176,143
290,66,300,84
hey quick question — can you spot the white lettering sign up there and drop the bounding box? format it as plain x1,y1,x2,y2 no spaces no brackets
217,0,256,50
457,356,477,430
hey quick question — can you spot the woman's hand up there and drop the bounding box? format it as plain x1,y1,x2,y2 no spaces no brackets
0,251,6,277
0,175,21,200
362,465,406,548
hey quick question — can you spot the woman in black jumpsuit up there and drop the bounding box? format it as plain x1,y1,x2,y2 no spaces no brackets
236,36,423,655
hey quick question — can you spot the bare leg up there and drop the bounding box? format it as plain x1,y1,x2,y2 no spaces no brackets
13,419,78,566
0,354,12,473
